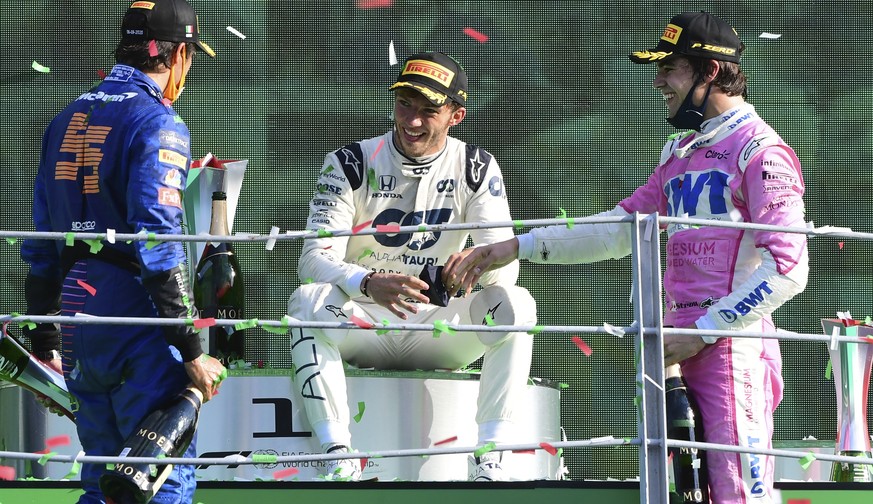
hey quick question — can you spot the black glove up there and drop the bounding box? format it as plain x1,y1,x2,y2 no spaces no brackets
419,265,450,307
142,266,203,362
23,272,62,356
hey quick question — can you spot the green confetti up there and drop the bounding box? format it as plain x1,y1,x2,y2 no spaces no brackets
357,248,373,261
418,225,427,232
322,165,335,174
558,208,574,229
65,232,75,247
433,320,455,338
317,228,333,238
37,451,57,466
866,316,872,325
32,60,51,73
144,232,160,249
234,318,259,331
484,314,495,326
253,454,278,464
473,442,496,458
798,453,816,470
84,238,104,254
368,168,378,191
303,278,314,284
513,220,523,230
353,401,365,423
5,237,17,245
558,382,569,389
106,463,115,470
825,360,832,380
185,318,195,326
376,318,391,335
527,325,544,335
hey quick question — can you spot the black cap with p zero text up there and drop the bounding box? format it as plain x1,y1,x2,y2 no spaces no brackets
629,11,742,64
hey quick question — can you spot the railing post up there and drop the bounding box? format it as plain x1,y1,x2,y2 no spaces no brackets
630,212,668,503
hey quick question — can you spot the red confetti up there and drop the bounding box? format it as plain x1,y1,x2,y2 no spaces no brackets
45,435,71,449
376,224,401,233
360,457,368,470
512,449,536,455
148,40,159,57
370,138,385,161
539,442,558,456
356,0,393,7
97,69,107,79
76,279,97,296
571,336,592,356
272,467,299,480
352,220,373,234
434,436,458,446
463,27,489,43
838,242,844,249
786,500,811,504
350,315,374,329
0,465,15,481
193,318,216,329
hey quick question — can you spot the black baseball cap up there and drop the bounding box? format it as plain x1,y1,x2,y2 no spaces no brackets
389,52,468,106
629,11,742,64
121,0,215,58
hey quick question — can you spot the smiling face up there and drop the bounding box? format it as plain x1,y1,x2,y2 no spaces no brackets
653,57,698,118
392,88,466,158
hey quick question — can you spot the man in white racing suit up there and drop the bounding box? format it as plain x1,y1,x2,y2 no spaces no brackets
288,51,536,481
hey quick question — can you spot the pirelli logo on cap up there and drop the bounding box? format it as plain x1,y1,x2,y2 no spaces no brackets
130,1,156,9
661,23,682,45
402,59,455,87
159,149,188,170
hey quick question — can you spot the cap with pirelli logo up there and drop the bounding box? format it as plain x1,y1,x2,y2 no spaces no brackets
121,0,215,58
389,52,468,106
629,11,742,64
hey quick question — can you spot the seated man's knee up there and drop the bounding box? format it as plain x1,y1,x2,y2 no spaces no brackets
288,282,352,344
472,285,537,346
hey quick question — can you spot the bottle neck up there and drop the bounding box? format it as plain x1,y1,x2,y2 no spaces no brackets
209,199,230,236
665,363,682,380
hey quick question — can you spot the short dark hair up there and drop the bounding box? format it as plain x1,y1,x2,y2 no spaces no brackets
687,57,748,99
113,39,196,72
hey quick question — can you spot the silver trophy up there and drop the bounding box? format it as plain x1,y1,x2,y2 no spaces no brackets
820,318,873,482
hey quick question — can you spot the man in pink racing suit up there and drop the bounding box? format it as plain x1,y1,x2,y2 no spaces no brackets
443,11,808,503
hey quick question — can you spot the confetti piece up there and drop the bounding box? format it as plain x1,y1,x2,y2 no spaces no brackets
557,208,574,229
32,60,51,73
473,442,496,458
571,336,593,356
368,167,378,191
434,436,458,446
263,315,292,335
226,26,247,39
370,138,385,161
265,226,280,251
76,279,97,296
433,320,455,337
798,453,816,470
350,315,374,329
376,224,401,233
838,242,844,249
825,360,832,380
273,467,299,480
354,401,365,423
145,232,160,249
316,228,333,238
484,314,495,326
829,326,840,352
463,27,489,43
38,451,57,465
84,238,104,254
512,449,536,455
65,232,75,246
603,322,625,337
356,0,394,7
106,228,116,243
539,442,558,456
558,382,569,389
759,32,782,39
786,500,811,504
194,318,216,329
358,248,373,261
352,220,373,234
375,318,391,335
253,454,278,464
513,220,523,230
45,435,71,449
0,465,15,481
527,325,544,335
388,40,398,65
234,318,259,331
5,237,17,245
148,40,159,57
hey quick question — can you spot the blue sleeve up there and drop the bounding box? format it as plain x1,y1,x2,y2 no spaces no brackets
21,124,62,281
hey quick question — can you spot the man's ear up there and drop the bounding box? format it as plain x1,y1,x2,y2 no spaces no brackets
449,106,467,126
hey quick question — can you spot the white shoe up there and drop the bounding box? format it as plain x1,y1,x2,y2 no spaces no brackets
468,451,507,481
324,445,362,481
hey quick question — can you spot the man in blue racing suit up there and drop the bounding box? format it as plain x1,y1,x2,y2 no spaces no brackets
21,1,225,502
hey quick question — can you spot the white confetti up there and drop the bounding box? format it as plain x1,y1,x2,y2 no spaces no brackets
603,322,625,337
830,326,840,351
226,26,246,39
759,32,782,39
106,228,116,244
265,225,280,251
388,40,398,66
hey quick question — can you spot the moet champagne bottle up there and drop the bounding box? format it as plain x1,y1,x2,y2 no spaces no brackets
99,386,203,504
665,364,709,503
193,191,245,364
